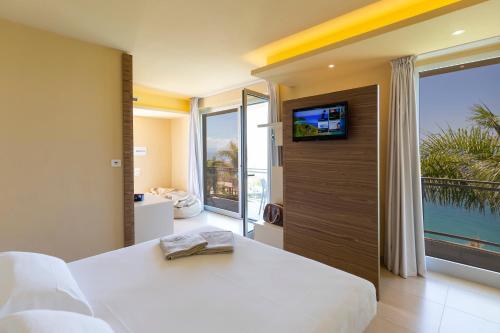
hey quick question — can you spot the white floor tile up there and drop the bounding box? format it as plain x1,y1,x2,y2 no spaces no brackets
365,316,414,333
174,211,243,235
446,286,500,324
439,307,500,333
377,285,444,333
369,268,500,333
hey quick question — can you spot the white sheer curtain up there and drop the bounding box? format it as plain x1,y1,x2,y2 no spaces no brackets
188,97,203,201
385,55,427,278
266,81,281,167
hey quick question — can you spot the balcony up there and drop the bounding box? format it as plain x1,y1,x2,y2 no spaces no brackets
205,166,239,213
422,177,500,273
204,166,268,219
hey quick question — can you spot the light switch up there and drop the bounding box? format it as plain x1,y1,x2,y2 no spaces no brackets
134,168,141,176
134,146,147,156
111,159,122,167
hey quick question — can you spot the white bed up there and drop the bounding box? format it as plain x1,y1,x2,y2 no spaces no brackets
69,227,376,333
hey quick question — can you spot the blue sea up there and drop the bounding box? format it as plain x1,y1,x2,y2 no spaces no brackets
423,200,500,253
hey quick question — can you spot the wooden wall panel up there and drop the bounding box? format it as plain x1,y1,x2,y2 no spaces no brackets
122,53,134,246
283,85,380,296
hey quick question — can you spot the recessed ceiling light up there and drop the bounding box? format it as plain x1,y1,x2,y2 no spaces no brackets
452,29,465,36
328,64,335,68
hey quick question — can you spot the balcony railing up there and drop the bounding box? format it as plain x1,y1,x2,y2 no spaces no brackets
204,166,268,218
421,177,500,273
205,166,239,199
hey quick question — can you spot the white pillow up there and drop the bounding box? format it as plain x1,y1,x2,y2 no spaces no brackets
0,310,114,333
0,252,93,318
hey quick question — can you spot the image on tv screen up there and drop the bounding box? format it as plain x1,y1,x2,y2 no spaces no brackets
293,103,347,141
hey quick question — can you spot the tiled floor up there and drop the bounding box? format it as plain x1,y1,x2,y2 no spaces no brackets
367,268,500,333
176,212,500,333
174,210,243,235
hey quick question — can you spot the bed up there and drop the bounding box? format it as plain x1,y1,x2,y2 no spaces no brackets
69,227,376,333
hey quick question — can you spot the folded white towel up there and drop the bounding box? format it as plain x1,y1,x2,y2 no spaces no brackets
159,234,208,260
198,231,234,255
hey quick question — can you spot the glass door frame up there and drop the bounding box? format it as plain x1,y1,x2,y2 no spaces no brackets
242,89,271,236
201,107,242,219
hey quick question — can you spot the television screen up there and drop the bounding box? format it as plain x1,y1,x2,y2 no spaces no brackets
293,102,348,141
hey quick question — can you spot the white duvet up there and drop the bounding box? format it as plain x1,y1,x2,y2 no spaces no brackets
69,227,376,333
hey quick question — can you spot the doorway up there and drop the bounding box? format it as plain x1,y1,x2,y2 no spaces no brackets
202,108,241,218
201,89,270,237
242,89,270,237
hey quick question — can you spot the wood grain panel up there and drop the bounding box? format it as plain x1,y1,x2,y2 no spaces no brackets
283,85,380,297
122,53,134,246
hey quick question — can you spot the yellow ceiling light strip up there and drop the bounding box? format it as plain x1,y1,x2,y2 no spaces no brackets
246,0,476,66
133,85,190,112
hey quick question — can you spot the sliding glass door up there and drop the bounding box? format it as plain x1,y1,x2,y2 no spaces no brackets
201,90,270,236
242,89,270,236
418,59,500,272
202,109,241,218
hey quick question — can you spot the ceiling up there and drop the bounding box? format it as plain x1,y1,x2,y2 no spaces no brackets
252,0,500,86
0,0,377,96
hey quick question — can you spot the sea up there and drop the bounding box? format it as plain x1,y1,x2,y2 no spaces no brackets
423,200,500,253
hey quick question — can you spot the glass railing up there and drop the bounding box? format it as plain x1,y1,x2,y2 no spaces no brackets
421,177,500,272
247,168,268,222
203,166,268,219
204,166,239,213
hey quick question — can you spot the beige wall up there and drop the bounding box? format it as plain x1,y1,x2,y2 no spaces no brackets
280,63,391,253
0,18,123,261
133,117,172,193
199,81,268,109
133,115,189,193
170,117,190,191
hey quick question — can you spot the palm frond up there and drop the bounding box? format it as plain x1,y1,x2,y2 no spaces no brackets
216,141,239,169
420,126,500,214
469,104,500,136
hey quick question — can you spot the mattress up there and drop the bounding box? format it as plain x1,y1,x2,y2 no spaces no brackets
69,227,376,333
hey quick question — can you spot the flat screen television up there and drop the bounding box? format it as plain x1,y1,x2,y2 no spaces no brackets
293,102,348,141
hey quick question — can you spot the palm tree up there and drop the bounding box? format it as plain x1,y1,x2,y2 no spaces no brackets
470,104,500,136
216,141,238,169
214,141,239,199
420,127,499,182
420,105,499,214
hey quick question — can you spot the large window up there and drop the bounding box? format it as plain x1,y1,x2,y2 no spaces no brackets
419,58,500,272
202,109,240,215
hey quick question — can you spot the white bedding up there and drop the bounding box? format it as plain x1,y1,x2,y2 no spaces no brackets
69,227,376,333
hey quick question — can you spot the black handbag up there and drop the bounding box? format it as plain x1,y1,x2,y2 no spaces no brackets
263,203,284,226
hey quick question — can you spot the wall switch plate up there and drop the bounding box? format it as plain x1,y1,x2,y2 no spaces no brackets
134,146,147,156
134,168,141,176
111,159,122,167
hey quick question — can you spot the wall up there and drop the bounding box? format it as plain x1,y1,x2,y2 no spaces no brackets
283,85,380,296
134,85,190,112
199,81,267,109
133,117,172,193
170,117,190,191
416,43,500,69
0,18,123,261
280,63,391,254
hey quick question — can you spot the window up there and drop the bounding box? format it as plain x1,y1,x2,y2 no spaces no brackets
202,109,240,215
419,58,500,272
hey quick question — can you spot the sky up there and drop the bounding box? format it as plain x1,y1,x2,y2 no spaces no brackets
205,102,268,170
419,62,500,138
205,111,238,160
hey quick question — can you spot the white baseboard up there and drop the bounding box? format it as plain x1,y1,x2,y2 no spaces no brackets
426,256,500,289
